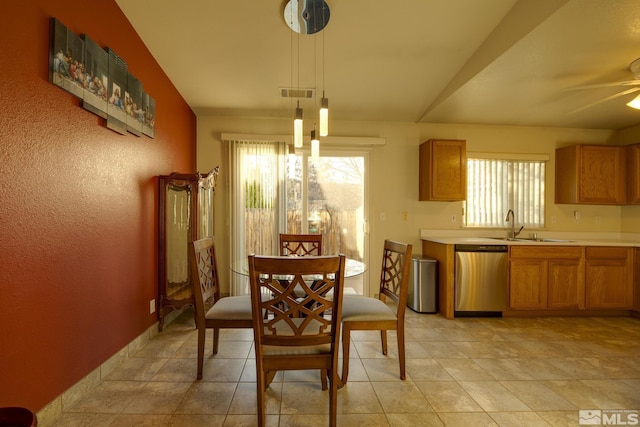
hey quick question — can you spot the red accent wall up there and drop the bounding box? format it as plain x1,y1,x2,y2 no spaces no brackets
0,1,196,411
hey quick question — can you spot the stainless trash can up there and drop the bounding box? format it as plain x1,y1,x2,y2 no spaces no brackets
407,255,438,313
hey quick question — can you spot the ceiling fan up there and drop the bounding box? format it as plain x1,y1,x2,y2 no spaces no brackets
568,57,640,114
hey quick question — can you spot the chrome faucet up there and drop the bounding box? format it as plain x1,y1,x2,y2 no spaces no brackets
505,209,523,238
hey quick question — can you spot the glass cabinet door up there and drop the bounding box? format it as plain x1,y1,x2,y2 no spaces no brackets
197,172,216,239
158,167,218,331
165,182,191,292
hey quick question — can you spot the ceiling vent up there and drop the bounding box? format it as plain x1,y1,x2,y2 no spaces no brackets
280,88,315,99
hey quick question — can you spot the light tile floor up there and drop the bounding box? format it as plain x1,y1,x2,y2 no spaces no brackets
51,309,640,426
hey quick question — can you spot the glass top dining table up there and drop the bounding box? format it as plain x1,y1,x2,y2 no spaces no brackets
231,256,366,278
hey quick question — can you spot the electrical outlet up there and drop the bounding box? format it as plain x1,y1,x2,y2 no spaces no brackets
595,216,601,225
450,214,457,223
573,210,581,221
149,299,156,314
401,211,408,221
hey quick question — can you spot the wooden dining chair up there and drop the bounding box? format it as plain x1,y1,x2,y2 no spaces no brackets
279,233,322,256
248,254,346,427
279,232,330,388
189,237,253,380
340,240,413,385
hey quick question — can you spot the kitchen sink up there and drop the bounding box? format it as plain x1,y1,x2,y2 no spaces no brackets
485,237,574,243
485,237,527,241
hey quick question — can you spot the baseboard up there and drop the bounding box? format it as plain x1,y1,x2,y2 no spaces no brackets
503,309,633,318
35,320,162,426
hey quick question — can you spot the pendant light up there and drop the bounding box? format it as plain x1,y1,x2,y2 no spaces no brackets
319,94,328,136
319,11,329,136
284,1,331,147
289,2,303,148
311,126,320,161
294,102,303,148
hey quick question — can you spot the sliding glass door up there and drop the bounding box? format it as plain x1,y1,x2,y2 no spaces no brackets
229,140,369,295
286,154,364,254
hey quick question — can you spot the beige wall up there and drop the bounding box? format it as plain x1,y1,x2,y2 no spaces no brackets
197,116,638,295
621,205,640,232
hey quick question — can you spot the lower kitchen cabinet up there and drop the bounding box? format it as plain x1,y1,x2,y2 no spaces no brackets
509,246,584,310
509,258,547,309
548,258,585,309
422,238,637,319
585,246,633,309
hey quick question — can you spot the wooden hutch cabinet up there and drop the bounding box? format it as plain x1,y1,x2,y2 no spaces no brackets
419,139,467,201
158,167,219,331
555,144,626,204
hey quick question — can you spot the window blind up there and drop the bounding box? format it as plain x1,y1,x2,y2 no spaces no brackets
465,158,545,228
227,139,288,295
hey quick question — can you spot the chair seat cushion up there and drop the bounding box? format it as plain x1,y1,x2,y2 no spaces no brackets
341,295,397,322
206,295,252,320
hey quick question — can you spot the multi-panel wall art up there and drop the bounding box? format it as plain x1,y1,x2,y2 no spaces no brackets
49,18,156,138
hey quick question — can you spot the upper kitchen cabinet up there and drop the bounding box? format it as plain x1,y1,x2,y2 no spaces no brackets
628,143,640,204
555,144,626,205
635,248,640,311
419,139,467,201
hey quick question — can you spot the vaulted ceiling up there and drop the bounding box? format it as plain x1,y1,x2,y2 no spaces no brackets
116,0,640,130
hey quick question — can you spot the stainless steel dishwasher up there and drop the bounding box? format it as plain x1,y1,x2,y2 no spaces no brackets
454,244,508,316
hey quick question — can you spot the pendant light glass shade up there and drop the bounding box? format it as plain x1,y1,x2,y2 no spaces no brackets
294,105,303,148
311,128,320,161
627,94,640,109
319,96,329,136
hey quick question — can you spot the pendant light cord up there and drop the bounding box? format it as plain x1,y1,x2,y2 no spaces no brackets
322,26,325,94
290,8,294,119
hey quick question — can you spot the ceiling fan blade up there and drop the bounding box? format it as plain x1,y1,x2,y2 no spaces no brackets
566,80,640,90
568,87,640,114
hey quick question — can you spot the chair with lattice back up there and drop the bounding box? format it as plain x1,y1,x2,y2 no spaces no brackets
279,233,322,256
340,239,413,386
279,233,330,387
189,237,253,380
248,254,346,427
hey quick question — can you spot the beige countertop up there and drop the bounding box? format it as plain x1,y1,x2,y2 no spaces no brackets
419,229,640,247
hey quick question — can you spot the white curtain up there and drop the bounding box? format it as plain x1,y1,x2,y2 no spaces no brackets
465,159,545,228
227,139,289,295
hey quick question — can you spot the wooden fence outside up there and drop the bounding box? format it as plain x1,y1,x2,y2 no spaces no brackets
244,208,361,259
